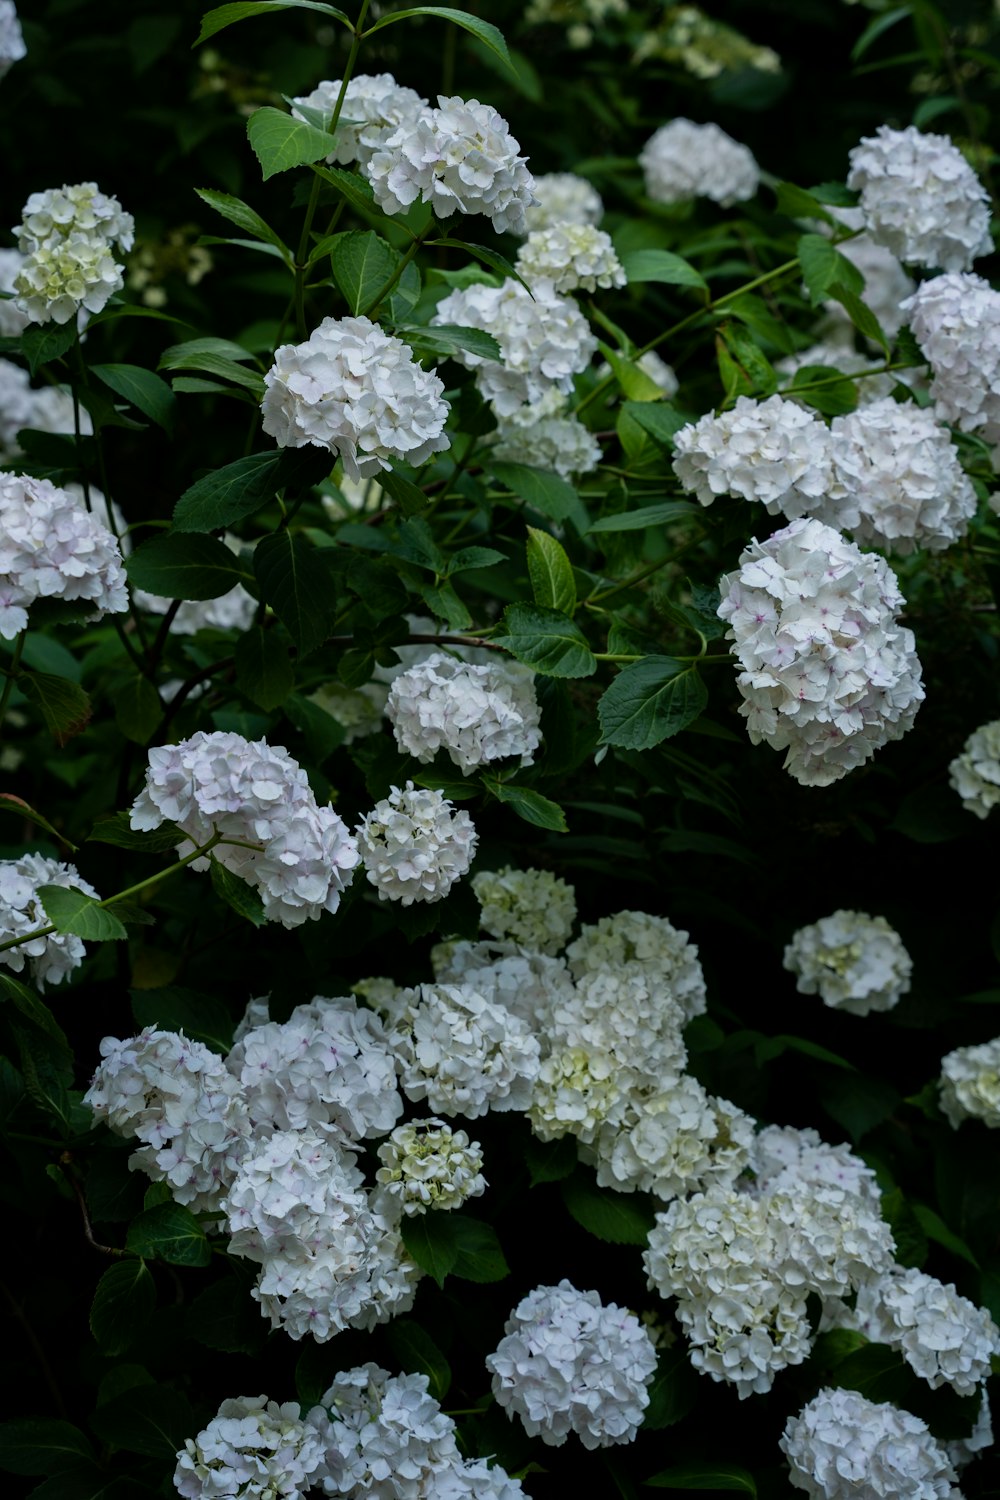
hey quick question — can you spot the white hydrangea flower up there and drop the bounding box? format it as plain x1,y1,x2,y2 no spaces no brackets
0,472,127,638
432,278,597,418
0,852,100,990
946,1388,992,1472
950,719,1000,819
130,730,360,927
0,249,29,336
856,1267,999,1396
356,782,478,906
308,680,388,744
431,939,575,1031
85,1028,249,1215
515,224,625,295
749,1124,883,1211
522,172,603,234
471,866,576,955
0,359,92,460
291,72,428,169
367,94,535,235
255,1220,419,1341
373,1118,486,1217
0,1,24,80
13,182,134,325
775,340,899,407
486,1280,657,1449
589,1080,754,1200
939,1037,1000,1128
549,966,688,1080
780,1387,960,1499
717,517,925,786
433,1456,526,1499
566,909,707,1022
783,910,912,1016
672,394,833,517
639,118,759,207
491,410,601,478
903,271,1000,446
769,1185,896,1302
16,183,135,255
311,1364,460,1497
529,1042,633,1144
261,315,450,483
224,1128,366,1262
174,1395,327,1500
226,996,402,1141
386,652,542,775
847,124,991,271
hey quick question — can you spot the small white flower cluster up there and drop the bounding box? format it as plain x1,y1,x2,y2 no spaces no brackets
847,124,992,271
373,1117,486,1216
492,410,601,478
566,909,707,1022
130,730,360,927
0,472,128,638
0,1,25,79
780,1388,959,1500
261,315,450,483
13,181,134,324
0,359,91,461
432,938,575,1030
783,909,913,1016
939,1037,1000,1128
949,719,1000,819
515,223,626,295
522,171,604,233
174,1395,326,1500
356,782,478,906
292,72,427,170
717,517,924,786
471,865,577,955
386,652,542,774
639,118,760,207
433,278,597,419
672,394,832,516
904,271,1000,448
855,1266,999,1396
0,852,100,989
486,1280,657,1449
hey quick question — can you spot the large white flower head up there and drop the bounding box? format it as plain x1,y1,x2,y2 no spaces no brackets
939,1037,1000,1128
780,1387,960,1499
950,719,1000,819
356,782,478,906
515,224,625,295
783,909,912,1016
717,517,925,786
566,909,707,1022
130,730,360,927
432,278,597,418
492,409,601,478
292,72,428,169
312,1363,460,1497
846,124,991,271
486,1280,657,1449
0,472,127,638
367,94,535,235
903,271,1000,446
261,316,450,483
749,1124,883,1211
432,938,575,1031
224,1128,365,1263
13,182,133,325
0,2,25,79
386,652,542,774
174,1395,327,1500
373,1117,486,1218
589,1080,754,1201
550,966,689,1078
672,394,833,517
522,172,604,234
471,866,577,955
639,118,759,207
0,359,94,462
85,1028,249,1215
0,852,99,990
856,1267,999,1396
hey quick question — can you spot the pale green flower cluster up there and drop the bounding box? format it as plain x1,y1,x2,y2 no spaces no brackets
472,865,577,954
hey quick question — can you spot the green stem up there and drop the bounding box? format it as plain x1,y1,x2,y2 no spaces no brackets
360,230,426,319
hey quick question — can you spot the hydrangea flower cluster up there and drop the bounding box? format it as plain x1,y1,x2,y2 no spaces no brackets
672,395,832,516
486,1280,657,1448
903,271,1000,448
939,1037,1000,1128
385,652,542,774
522,171,603,233
566,909,707,1022
855,1266,999,1395
261,315,450,483
309,680,388,744
782,909,913,1016
129,730,360,927
780,1388,959,1499
174,1395,326,1500
355,782,478,906
0,472,128,638
0,1,24,79
13,181,134,324
291,72,427,169
432,938,575,1030
639,118,759,206
949,719,1000,819
0,852,100,989
587,1078,755,1201
846,124,991,271
515,224,626,294
373,1118,486,1217
471,865,577,954
0,359,89,461
0,248,29,336
491,409,602,478
717,517,925,786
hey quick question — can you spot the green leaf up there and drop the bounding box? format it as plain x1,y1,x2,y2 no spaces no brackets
587,501,700,533
378,466,429,517
623,403,691,449
620,249,708,292
0,1420,93,1476
385,1320,451,1401
880,1186,929,1269
450,1216,510,1281
209,857,267,927
159,336,257,371
253,530,337,657
247,106,337,181
600,346,665,401
0,972,73,1056
561,1172,655,1245
114,676,164,744
331,230,403,316
851,4,912,61
174,451,280,532
645,1463,756,1494
195,0,350,46
89,1385,192,1461
400,1214,459,1287
598,658,707,750
125,1202,212,1267
912,1203,980,1268
21,671,92,745
828,280,889,353
235,627,293,710
311,164,376,216
484,779,568,832
524,1133,577,1185
0,793,77,852
495,602,596,678
194,188,292,259
90,364,176,434
87,812,184,854
786,362,859,416
774,180,837,225
162,348,264,394
831,1342,913,1405
526,527,576,615
400,324,502,363
130,986,234,1054
20,322,78,377
448,546,505,574
642,1346,699,1430
283,692,345,763
37,886,127,942
717,322,776,397
89,1260,156,1356
364,7,512,72
125,533,248,600
427,238,528,292
185,1276,266,1354
797,233,863,307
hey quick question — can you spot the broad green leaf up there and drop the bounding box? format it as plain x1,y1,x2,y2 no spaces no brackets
21,671,92,745
831,1342,912,1405
364,7,512,72
526,526,576,614
126,533,248,599
385,1320,451,1401
717,322,777,397
489,461,588,529
418,579,472,630
89,1385,192,1460
0,793,77,852
20,322,78,376
912,1203,980,1268
253,530,337,657
159,336,257,370
0,1420,93,1476
643,1347,699,1430
495,602,596,678
756,1034,856,1071
851,4,912,61
130,986,234,1054
400,324,502,363
210,857,268,927
620,248,708,292
90,1260,156,1356
194,188,292,258
378,466,429,517
427,238,528,291
159,348,264,394
114,675,163,744
235,626,293,710
247,106,337,181
447,546,505,574
331,230,404,315
87,812,184,853
561,1171,655,1244
0,973,73,1052
774,180,837,224
449,1216,510,1281
400,1214,459,1286
645,1463,757,1493
598,658,707,749
880,1186,929,1269
195,0,350,46
587,501,700,533
600,345,664,401
785,362,860,416
283,691,345,763
125,1203,212,1267
829,280,890,353
185,1276,267,1355
311,164,376,216
797,233,864,307
524,1133,577,1185
173,451,281,531
38,886,127,942
623,402,691,448
484,780,568,832
90,364,176,433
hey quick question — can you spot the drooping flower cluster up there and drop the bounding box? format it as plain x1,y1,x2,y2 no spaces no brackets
0,1,24,79
717,517,925,786
854,1266,999,1396
0,852,100,989
780,1388,960,1499
491,408,602,478
846,124,991,271
0,472,128,638
939,1037,1000,1128
292,73,427,170
782,909,913,1016
672,394,832,516
355,782,478,906
515,224,626,294
261,316,450,483
903,271,1000,448
373,1118,486,1217
486,1280,657,1449
521,171,603,233
129,730,360,927
385,652,542,774
639,118,759,206
471,865,577,955
13,181,134,324
949,719,1000,819
174,1395,327,1500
